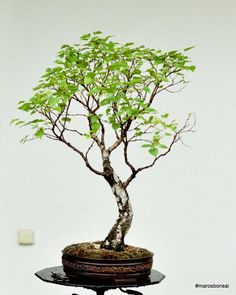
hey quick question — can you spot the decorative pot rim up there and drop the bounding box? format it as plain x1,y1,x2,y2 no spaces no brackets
62,252,154,263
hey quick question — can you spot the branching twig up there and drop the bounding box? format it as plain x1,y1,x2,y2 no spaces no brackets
85,140,96,158
123,113,195,188
59,137,104,176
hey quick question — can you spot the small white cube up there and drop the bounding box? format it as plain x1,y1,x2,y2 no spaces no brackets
18,230,35,245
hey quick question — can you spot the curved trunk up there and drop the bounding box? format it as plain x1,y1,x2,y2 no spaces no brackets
101,150,133,251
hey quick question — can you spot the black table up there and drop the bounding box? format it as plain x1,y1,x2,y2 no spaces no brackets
35,266,165,295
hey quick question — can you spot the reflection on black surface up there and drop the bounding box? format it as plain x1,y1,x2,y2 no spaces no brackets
35,266,165,289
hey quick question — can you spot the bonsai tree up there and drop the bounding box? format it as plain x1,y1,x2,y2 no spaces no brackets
12,32,195,252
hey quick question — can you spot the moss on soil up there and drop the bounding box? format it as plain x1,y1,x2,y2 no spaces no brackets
62,241,153,260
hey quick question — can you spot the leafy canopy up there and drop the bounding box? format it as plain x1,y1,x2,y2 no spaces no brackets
12,31,195,158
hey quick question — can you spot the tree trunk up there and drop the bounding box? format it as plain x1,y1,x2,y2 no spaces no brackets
101,150,133,251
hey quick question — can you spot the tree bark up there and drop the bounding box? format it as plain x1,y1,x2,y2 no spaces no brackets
101,150,133,251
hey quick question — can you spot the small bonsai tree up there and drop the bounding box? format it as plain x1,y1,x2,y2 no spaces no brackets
12,32,195,251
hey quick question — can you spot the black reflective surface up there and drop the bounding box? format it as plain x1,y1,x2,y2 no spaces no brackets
35,266,165,290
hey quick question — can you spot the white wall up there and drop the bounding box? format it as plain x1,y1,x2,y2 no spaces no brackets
1,0,236,294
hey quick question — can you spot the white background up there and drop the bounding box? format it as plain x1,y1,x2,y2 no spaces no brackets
1,0,236,294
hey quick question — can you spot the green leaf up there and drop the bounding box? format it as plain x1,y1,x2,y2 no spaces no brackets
108,61,128,71
15,120,25,126
100,98,110,106
61,117,72,122
187,65,196,72
55,59,64,65
49,96,58,106
148,148,158,157
154,57,165,65
135,130,143,136
80,33,91,40
112,122,120,130
141,144,152,148
84,75,94,84
160,76,169,82
89,87,102,94
30,119,44,124
159,144,167,149
133,69,141,75
143,86,151,93
84,133,92,139
93,31,102,35
10,118,19,125
91,122,100,133
124,42,134,46
90,114,98,124
54,106,62,112
146,107,157,113
169,124,177,131
106,108,111,115
18,103,31,112
161,113,169,118
184,46,195,52
33,84,44,91
35,128,44,139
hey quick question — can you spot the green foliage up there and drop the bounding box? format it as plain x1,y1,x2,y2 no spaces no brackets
13,32,195,154
35,127,44,139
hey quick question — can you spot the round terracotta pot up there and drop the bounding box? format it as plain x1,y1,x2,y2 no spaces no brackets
62,253,153,282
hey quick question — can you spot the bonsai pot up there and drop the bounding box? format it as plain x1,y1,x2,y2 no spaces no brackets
62,242,154,282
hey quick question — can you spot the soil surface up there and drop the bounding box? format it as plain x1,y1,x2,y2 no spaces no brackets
62,241,153,260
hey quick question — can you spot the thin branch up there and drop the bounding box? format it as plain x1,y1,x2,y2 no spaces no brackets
129,138,152,143
107,117,134,154
123,137,136,174
136,133,179,173
60,98,72,136
98,117,106,146
164,84,187,93
81,84,100,112
86,115,104,150
159,79,186,94
40,107,104,176
40,110,62,136
123,113,195,188
147,83,160,106
73,93,88,109
108,136,123,153
63,127,83,136
45,133,58,141
67,113,87,117
85,140,96,158
59,137,105,176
